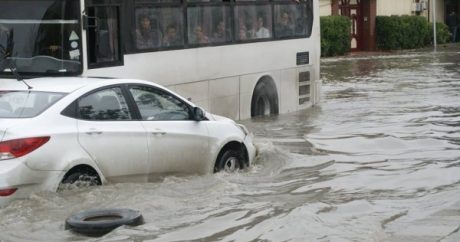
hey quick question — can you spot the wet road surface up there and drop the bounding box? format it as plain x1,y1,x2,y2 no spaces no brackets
1,45,460,241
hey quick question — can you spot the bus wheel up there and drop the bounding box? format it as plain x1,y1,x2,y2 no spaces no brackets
251,78,279,117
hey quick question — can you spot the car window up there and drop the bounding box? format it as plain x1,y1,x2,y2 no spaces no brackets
129,86,191,121
78,87,132,121
0,91,65,118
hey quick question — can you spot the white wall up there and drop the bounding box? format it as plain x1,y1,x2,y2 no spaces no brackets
429,0,445,22
319,0,421,17
377,0,413,16
319,0,331,16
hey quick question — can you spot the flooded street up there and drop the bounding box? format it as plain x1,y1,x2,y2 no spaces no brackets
1,45,460,241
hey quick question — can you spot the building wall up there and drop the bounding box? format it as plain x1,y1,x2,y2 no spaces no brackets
376,0,413,16
319,0,332,16
430,0,446,22
318,0,440,18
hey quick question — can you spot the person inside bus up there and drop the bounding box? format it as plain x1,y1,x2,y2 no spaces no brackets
191,26,209,44
162,24,182,47
238,25,249,41
135,15,161,49
249,13,271,39
212,20,231,43
0,24,10,53
276,10,294,38
33,1,76,60
0,24,12,70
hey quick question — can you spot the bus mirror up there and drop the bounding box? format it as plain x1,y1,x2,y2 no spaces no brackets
83,15,98,29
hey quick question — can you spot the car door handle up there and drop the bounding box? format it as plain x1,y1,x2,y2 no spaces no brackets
151,130,166,136
85,129,103,135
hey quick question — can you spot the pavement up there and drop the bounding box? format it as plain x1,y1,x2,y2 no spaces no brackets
334,43,460,59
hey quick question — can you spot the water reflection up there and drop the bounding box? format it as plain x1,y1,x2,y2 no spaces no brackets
1,46,460,241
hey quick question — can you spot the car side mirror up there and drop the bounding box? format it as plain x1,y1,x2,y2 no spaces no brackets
193,107,206,121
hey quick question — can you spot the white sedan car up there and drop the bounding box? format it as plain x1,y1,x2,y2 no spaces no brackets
0,77,256,206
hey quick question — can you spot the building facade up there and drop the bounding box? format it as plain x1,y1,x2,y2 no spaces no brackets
319,0,457,51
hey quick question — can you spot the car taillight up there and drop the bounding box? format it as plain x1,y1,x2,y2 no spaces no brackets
0,137,50,160
0,188,17,197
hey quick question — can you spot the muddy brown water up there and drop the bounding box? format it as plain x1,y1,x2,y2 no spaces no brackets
1,46,460,241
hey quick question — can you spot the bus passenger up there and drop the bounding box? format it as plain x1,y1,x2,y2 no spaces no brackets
0,24,10,53
249,13,270,39
135,15,161,49
162,24,182,47
191,26,209,44
276,11,294,37
238,25,248,40
212,20,230,43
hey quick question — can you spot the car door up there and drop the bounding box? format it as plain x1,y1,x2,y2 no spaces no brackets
76,86,149,182
128,85,210,174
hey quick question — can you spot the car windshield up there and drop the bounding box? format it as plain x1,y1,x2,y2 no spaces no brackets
0,91,65,118
0,0,82,77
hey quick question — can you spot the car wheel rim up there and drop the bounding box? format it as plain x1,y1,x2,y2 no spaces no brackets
224,157,238,172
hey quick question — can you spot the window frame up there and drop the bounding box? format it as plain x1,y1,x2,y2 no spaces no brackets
85,0,125,69
126,84,195,122
273,1,312,40
123,0,313,55
185,1,234,48
0,0,84,78
129,1,185,53
63,84,138,121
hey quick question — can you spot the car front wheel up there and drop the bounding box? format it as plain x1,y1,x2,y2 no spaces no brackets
215,149,244,173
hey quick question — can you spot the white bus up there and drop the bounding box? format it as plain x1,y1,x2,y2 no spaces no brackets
0,0,320,120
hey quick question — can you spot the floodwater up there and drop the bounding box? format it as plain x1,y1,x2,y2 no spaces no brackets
1,46,460,241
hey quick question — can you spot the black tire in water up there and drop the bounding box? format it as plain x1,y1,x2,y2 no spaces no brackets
251,80,279,117
65,208,144,236
215,149,244,172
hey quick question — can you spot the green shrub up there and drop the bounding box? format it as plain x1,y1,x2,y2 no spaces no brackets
320,16,351,57
376,15,430,50
376,15,451,50
429,22,451,44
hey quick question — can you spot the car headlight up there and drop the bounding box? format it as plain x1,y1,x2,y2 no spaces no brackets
236,124,249,136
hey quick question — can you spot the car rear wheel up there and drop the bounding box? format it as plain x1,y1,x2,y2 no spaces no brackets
58,167,101,191
215,149,244,172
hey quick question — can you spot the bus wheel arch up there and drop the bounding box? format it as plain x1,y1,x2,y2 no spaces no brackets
251,76,279,117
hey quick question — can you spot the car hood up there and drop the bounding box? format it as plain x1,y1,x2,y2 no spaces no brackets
0,119,27,142
210,114,235,124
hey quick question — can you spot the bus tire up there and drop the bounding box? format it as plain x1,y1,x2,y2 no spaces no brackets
251,80,279,117
65,208,144,236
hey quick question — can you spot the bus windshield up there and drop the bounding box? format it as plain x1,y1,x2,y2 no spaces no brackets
0,0,82,77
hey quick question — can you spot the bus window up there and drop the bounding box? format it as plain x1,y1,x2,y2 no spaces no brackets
133,6,184,49
274,4,307,38
234,4,272,41
134,11,162,49
187,5,232,45
0,0,82,76
87,6,122,67
273,1,313,38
